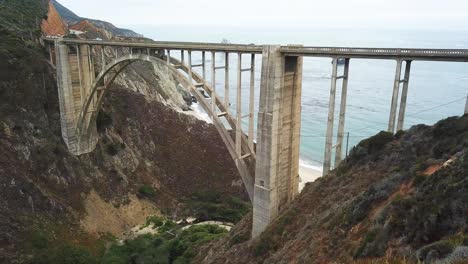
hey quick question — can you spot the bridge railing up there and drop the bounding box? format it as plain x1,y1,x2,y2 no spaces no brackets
280,46,468,60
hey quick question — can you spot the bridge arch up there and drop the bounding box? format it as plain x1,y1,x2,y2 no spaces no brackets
76,53,255,200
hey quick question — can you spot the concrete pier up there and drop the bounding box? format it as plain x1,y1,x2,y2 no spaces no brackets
252,46,302,238
335,58,350,167
388,60,412,133
56,42,97,155
397,61,412,131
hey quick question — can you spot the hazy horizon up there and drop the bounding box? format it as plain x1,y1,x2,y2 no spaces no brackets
58,0,468,32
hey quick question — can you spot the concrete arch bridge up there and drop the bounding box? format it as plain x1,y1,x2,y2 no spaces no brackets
45,38,468,237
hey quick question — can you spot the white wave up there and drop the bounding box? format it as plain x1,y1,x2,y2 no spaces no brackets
299,159,323,172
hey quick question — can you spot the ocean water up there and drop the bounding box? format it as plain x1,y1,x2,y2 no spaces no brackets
132,25,468,170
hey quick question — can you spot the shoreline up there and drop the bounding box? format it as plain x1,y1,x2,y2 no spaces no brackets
299,162,323,191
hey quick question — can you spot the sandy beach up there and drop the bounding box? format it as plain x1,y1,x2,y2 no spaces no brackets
299,164,323,191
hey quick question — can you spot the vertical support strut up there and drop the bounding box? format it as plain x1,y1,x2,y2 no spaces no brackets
181,50,185,64
335,58,350,166
166,49,171,64
49,44,54,65
188,50,193,83
388,59,403,133
101,46,106,71
114,48,118,59
225,52,230,108
211,51,216,116
202,51,206,80
397,60,412,131
236,53,242,156
87,45,96,108
248,54,256,151
465,94,468,114
76,45,84,105
323,58,339,174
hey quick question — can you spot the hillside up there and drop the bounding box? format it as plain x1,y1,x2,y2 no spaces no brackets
0,1,247,263
51,0,142,38
196,116,468,263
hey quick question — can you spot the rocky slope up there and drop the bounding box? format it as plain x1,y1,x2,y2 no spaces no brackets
51,0,142,38
197,116,468,264
40,1,68,36
0,1,246,263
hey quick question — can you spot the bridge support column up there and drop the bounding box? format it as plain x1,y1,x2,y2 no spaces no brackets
388,60,412,133
334,58,350,167
55,42,98,155
252,46,303,238
397,60,412,131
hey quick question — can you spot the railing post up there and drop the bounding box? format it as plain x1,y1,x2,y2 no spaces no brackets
335,58,350,167
388,59,403,133
397,60,412,131
323,57,338,174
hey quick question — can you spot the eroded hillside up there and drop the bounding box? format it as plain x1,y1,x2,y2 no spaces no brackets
0,1,247,263
197,116,468,264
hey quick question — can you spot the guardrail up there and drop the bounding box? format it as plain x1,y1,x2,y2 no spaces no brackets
280,46,468,61
43,37,263,53
44,38,468,61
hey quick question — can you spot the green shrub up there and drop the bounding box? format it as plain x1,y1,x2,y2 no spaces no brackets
31,231,49,249
138,185,156,198
146,215,165,228
105,143,119,156
184,190,251,223
102,224,227,264
96,111,112,131
358,131,394,155
31,244,98,264
354,228,379,258
254,235,272,256
228,232,250,247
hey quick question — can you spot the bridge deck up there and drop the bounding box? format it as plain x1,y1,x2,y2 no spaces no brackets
45,38,468,62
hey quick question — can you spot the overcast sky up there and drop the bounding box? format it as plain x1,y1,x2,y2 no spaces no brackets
58,0,468,30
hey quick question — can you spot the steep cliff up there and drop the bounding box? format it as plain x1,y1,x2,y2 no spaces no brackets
0,1,246,263
197,116,468,263
40,1,68,36
51,0,142,38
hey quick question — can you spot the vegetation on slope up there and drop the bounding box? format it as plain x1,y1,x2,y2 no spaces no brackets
195,115,468,264
0,0,248,263
182,190,251,223
101,221,227,264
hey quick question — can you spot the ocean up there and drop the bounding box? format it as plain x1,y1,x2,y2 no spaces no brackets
131,25,468,171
